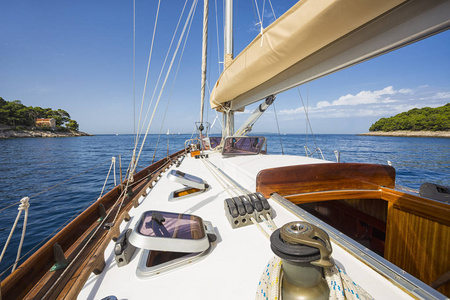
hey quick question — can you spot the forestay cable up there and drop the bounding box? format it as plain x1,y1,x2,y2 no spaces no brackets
134,0,161,142
151,1,198,164
130,0,198,177
135,0,188,145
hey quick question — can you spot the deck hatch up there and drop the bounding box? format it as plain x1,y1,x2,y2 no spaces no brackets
167,170,210,200
222,136,266,156
129,211,209,253
131,211,216,278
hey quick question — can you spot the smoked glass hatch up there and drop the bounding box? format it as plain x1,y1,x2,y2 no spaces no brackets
222,136,266,156
133,211,215,278
129,210,209,253
137,211,205,240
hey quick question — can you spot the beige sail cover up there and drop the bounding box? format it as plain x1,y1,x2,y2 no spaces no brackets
210,0,407,110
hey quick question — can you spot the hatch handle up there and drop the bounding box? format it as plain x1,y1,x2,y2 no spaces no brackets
152,212,166,225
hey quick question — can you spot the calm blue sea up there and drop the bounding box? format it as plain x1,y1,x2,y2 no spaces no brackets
0,134,449,275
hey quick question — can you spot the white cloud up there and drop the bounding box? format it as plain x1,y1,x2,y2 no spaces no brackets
279,107,304,115
317,101,331,108
432,92,450,99
276,85,448,120
328,86,412,106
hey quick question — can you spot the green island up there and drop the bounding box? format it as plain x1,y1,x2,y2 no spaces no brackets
361,103,449,137
0,97,89,138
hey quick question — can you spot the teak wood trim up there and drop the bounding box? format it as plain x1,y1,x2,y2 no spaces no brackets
61,204,132,299
256,163,395,199
380,186,450,226
1,149,185,300
283,187,449,227
258,162,449,296
385,200,450,296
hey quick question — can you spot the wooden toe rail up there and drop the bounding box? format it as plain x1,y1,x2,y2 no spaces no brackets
1,149,185,300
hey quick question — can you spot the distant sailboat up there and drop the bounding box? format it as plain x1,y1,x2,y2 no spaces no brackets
166,129,170,135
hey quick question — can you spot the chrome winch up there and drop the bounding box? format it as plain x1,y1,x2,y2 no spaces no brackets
270,221,333,300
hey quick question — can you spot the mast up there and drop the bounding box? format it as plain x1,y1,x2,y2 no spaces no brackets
223,0,234,137
199,0,209,134
224,0,233,68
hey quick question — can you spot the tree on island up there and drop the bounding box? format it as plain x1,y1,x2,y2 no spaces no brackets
369,103,449,132
0,97,80,131
66,119,79,131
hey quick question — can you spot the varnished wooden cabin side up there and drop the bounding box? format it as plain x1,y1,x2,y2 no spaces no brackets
256,163,450,296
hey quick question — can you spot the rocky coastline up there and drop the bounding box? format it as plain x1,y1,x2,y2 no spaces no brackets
0,129,92,139
359,130,449,138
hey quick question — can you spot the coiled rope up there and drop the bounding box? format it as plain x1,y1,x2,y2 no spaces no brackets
256,250,373,300
253,203,373,300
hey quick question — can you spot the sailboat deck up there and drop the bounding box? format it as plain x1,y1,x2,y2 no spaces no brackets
80,152,421,299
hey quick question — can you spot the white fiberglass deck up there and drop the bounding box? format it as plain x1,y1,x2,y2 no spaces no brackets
79,152,418,299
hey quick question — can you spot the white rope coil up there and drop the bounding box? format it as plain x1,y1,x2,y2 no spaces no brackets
253,206,372,300
256,257,374,300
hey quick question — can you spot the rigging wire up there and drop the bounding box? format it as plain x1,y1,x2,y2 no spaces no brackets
133,0,136,145
130,0,199,177
214,0,222,76
272,102,284,155
135,0,189,145
0,197,29,273
132,0,190,170
199,0,209,127
252,0,264,38
296,86,320,152
151,7,197,163
267,0,276,20
133,0,162,156
98,157,116,199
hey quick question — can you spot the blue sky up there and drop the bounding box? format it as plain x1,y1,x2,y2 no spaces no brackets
1,0,449,135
